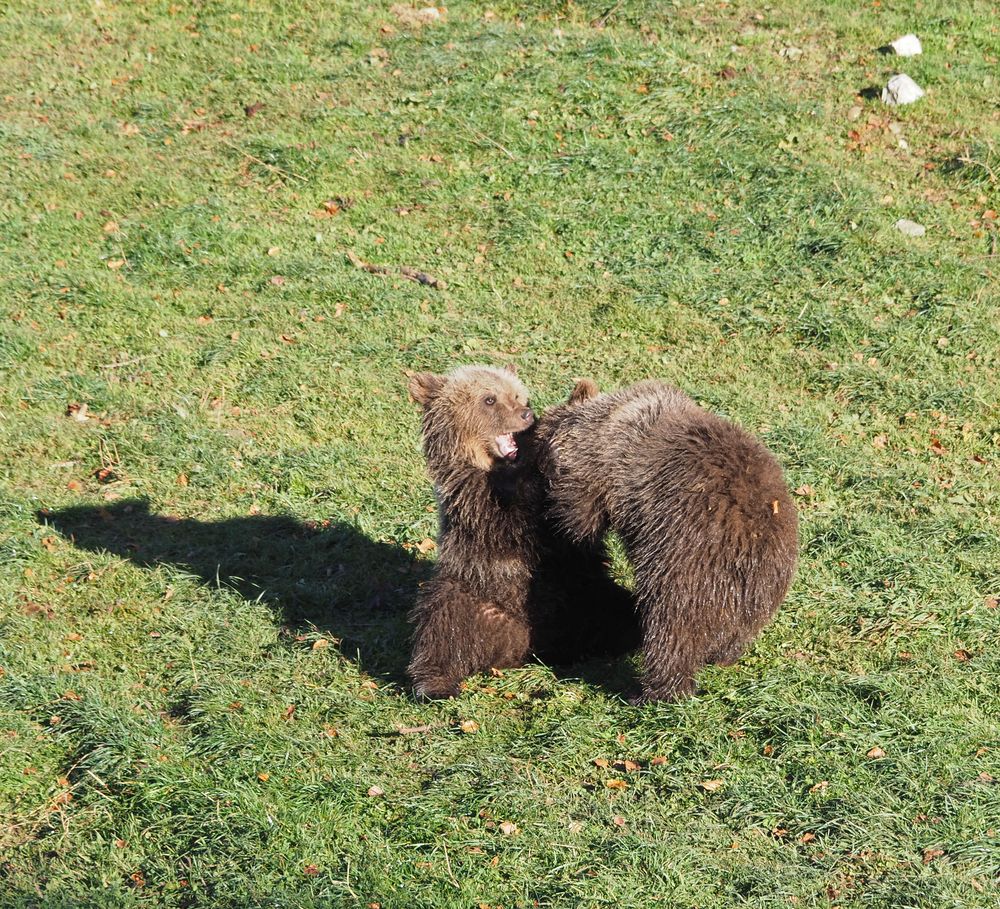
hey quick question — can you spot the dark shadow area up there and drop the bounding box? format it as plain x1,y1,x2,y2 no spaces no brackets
41,500,424,685
40,500,640,699
858,86,882,101
550,653,639,700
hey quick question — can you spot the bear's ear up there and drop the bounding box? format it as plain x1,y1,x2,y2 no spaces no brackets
408,372,445,405
568,378,599,404
503,362,519,377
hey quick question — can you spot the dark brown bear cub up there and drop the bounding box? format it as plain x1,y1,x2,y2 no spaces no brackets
407,365,638,699
536,379,798,703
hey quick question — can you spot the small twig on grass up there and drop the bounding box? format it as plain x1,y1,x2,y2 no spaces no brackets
222,139,306,183
442,841,460,889
968,229,999,259
469,128,516,161
394,724,436,735
346,250,447,289
331,859,358,899
957,154,997,184
593,1,626,28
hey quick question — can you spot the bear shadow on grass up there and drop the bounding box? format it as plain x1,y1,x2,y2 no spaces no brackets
41,500,638,697
41,499,422,686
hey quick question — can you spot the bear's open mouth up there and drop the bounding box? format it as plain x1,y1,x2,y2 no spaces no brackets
495,433,518,461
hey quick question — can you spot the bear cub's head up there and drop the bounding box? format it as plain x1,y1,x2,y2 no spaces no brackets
409,365,535,471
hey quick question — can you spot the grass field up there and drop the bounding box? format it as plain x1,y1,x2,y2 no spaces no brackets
1,1,999,906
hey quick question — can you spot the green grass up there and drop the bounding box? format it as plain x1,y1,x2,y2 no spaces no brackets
1,1,999,906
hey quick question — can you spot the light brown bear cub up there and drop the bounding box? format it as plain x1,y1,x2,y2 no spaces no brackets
407,365,638,699
536,379,798,702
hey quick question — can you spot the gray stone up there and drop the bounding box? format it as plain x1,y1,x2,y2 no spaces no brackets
890,34,922,57
895,218,926,238
882,74,924,106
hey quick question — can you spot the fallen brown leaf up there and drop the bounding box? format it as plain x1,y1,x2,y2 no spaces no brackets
66,402,89,422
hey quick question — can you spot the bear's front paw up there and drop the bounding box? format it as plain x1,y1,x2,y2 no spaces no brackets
412,677,461,700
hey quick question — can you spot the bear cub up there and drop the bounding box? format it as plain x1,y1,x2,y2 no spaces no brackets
536,379,798,702
407,365,637,699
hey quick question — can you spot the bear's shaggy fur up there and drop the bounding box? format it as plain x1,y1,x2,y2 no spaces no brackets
407,365,638,699
536,379,798,702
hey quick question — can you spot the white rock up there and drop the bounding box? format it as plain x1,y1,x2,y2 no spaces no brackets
882,74,924,106
890,34,922,57
895,218,926,238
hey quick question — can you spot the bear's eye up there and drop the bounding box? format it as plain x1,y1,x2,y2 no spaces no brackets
484,396,496,406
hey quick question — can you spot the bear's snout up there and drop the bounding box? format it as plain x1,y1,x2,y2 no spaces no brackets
520,408,535,427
